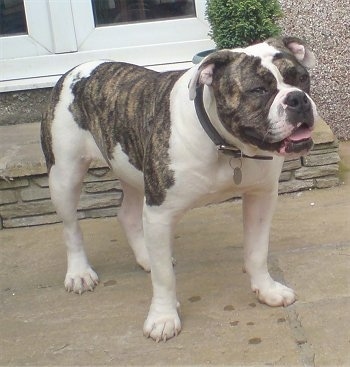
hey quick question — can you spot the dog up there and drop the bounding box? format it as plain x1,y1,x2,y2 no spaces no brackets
41,36,318,342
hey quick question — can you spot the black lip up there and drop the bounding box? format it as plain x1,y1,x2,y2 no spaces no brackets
239,127,281,152
283,137,314,153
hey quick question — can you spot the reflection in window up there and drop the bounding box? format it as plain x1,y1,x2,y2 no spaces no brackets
0,0,27,36
92,0,196,26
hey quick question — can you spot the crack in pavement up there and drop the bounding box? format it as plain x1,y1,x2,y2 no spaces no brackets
270,255,316,366
286,304,316,367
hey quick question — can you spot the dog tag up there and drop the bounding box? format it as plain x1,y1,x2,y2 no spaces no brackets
233,167,242,185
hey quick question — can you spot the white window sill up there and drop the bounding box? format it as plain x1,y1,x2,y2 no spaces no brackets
0,61,195,93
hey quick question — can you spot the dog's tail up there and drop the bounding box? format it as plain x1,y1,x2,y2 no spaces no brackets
40,75,68,173
40,109,55,174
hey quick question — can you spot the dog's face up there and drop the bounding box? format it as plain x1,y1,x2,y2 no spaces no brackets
189,37,318,156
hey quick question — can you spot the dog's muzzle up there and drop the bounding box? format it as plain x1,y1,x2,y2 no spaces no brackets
261,90,315,156
278,90,314,154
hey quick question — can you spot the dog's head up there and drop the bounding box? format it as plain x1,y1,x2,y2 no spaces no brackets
189,37,318,156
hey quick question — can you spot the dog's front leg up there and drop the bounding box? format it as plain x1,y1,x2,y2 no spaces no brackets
243,190,296,307
142,205,181,342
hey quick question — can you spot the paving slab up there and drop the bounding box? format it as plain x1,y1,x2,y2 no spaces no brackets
1,144,350,366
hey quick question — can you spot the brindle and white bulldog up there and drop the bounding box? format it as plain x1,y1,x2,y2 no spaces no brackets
41,37,318,342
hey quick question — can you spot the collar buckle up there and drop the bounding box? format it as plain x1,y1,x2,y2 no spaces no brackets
217,145,273,160
217,145,243,157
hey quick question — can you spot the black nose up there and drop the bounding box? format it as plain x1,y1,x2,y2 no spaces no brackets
284,91,313,127
285,91,311,112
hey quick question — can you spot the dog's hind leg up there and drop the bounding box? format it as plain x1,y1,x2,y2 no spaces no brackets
118,181,151,271
49,154,99,294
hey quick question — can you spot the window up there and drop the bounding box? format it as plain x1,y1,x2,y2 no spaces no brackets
0,0,213,92
0,0,27,36
92,0,196,25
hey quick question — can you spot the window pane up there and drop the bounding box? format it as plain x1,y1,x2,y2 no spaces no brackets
0,0,27,36
92,0,196,26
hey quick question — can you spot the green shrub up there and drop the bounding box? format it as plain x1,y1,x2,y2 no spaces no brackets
206,0,283,49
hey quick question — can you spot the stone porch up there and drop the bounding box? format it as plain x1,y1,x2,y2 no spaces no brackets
0,119,340,229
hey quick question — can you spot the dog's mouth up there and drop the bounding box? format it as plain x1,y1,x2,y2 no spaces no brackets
277,124,313,155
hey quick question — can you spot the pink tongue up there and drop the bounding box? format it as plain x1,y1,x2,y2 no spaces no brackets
289,127,312,142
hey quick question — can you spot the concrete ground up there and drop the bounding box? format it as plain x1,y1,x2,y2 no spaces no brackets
1,143,350,366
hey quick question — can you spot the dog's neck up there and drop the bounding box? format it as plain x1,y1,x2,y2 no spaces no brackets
194,85,273,161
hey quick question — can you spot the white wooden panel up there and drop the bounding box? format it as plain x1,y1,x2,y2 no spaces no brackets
48,0,78,53
0,35,49,59
24,0,54,53
70,0,95,46
194,0,207,22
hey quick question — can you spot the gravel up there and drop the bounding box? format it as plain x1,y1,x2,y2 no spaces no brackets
279,0,350,139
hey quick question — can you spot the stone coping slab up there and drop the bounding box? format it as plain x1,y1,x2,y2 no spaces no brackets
0,123,105,179
0,122,47,178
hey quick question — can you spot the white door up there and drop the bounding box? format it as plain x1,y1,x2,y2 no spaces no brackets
0,0,214,92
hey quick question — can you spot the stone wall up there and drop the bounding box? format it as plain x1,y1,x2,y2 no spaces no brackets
0,167,122,229
0,119,340,229
0,88,51,126
279,141,339,194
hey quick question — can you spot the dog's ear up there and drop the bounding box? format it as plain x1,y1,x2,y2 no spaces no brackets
188,50,239,100
188,63,214,100
283,37,316,69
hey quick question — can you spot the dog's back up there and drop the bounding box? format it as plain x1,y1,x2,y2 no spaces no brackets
41,61,185,174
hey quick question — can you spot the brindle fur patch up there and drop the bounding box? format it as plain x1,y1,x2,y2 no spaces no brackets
50,62,185,206
272,54,311,94
267,37,311,93
209,53,280,151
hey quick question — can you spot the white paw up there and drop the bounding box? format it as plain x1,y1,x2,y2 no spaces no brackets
253,281,296,307
143,308,181,342
64,267,99,294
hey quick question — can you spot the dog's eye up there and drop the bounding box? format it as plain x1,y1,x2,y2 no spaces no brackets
299,74,309,83
249,87,268,95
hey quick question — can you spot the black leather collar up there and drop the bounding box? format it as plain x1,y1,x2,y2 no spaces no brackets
194,85,273,160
